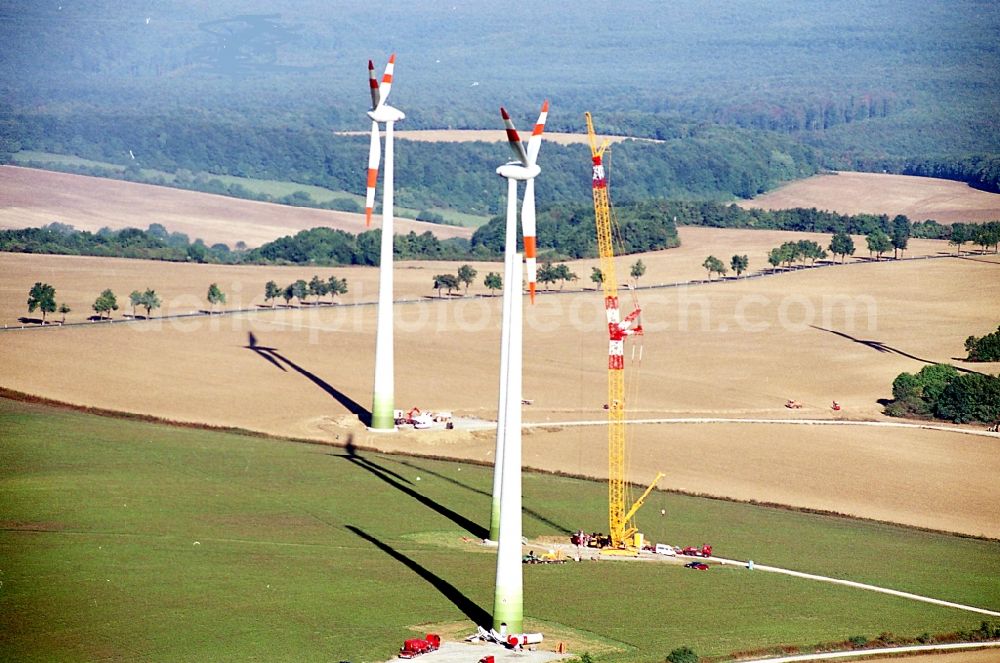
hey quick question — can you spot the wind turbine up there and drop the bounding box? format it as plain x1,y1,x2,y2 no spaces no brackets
365,54,404,431
489,101,547,636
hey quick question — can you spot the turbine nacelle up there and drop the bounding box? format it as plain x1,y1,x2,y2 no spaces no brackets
368,104,406,124
496,162,541,181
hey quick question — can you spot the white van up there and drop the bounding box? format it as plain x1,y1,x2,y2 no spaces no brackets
654,544,676,556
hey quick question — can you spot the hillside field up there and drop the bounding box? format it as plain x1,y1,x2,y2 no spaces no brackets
2,397,997,662
739,171,1000,224
0,166,473,248
2,245,998,538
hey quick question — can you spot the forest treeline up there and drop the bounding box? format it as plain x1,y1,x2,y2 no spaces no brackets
1,1,997,208
0,112,821,212
5,206,993,267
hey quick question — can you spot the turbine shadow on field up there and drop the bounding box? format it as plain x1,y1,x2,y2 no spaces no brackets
334,445,489,539
346,524,490,627
393,458,573,535
809,326,981,374
245,332,372,425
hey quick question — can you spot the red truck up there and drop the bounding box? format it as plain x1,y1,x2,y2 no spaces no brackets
680,544,712,558
398,633,440,658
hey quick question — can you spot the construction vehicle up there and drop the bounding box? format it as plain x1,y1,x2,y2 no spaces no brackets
398,633,440,658
680,544,713,558
586,112,664,552
522,549,566,564
393,407,444,429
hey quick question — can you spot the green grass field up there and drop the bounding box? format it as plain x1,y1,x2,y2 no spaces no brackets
1,397,997,662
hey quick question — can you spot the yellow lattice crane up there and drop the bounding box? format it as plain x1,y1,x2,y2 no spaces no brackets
586,112,664,550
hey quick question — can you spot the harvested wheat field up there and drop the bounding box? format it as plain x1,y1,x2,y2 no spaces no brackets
2,247,998,537
886,651,1000,663
740,171,1000,223
0,226,955,326
0,165,472,247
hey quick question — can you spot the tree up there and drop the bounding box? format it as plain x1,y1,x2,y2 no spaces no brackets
630,258,646,286
433,273,459,298
58,303,70,324
702,255,726,280
866,229,892,260
129,290,143,317
553,263,577,289
140,289,161,318
537,260,558,291
767,248,783,271
308,275,327,302
829,231,856,263
934,373,1000,424
282,284,295,306
590,267,604,287
92,288,118,320
796,240,827,264
457,264,478,294
327,275,348,300
264,280,281,307
965,325,1000,362
666,646,699,663
949,223,971,255
891,215,910,259
730,254,749,278
484,271,502,296
27,282,57,324
291,279,309,305
206,283,226,312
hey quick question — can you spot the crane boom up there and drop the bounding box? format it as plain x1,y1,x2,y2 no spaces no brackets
586,112,661,549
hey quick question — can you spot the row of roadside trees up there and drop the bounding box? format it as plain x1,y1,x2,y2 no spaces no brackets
26,282,161,324
263,275,348,307
432,259,651,298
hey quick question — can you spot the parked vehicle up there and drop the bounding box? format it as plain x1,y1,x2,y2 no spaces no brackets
399,633,440,658
680,544,712,557
684,561,709,571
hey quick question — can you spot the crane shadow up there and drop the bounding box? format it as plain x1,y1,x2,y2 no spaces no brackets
394,458,573,535
332,445,489,540
810,326,980,374
346,525,490,627
245,332,372,426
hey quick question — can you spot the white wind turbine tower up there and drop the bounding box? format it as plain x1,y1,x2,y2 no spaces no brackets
490,101,547,635
365,55,403,431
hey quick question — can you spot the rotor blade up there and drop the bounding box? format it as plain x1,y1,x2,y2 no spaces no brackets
365,120,381,227
368,59,380,109
378,53,396,103
522,177,537,304
500,107,528,166
526,100,549,166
